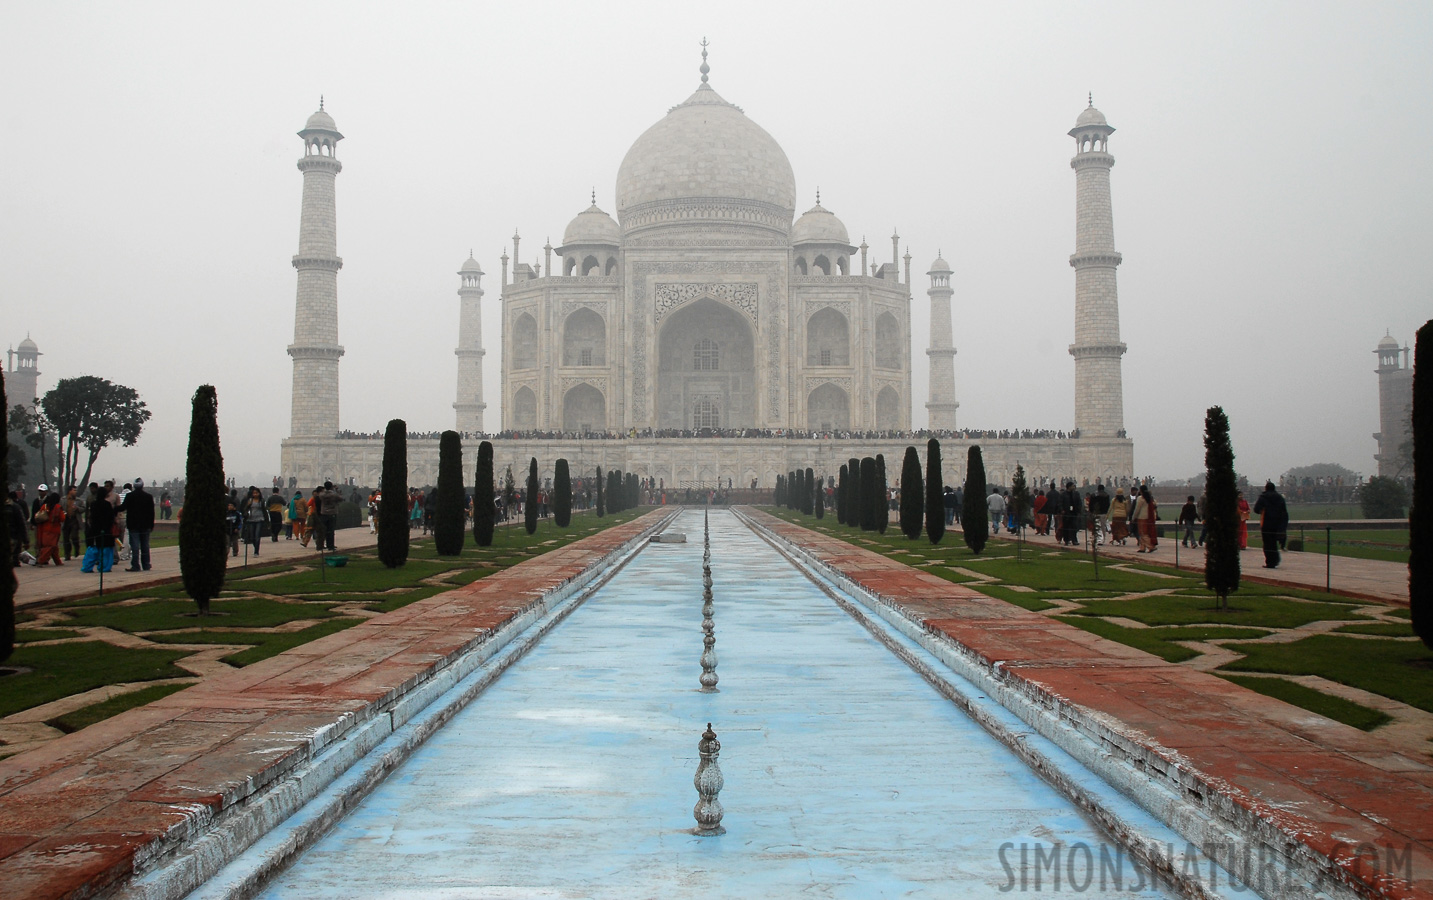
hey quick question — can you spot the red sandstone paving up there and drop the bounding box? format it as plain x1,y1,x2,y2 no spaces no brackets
749,510,1433,899
0,511,665,900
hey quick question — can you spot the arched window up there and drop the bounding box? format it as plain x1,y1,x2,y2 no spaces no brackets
605,257,617,275
837,256,848,275
512,386,537,428
806,307,850,366
795,257,808,275
513,313,538,369
582,255,600,276
693,339,719,371
562,307,606,366
813,255,831,275
564,257,577,276
875,312,901,369
693,397,720,430
876,386,901,430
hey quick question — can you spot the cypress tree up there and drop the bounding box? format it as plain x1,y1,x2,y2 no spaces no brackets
433,430,466,556
900,446,923,540
525,457,539,534
1203,406,1241,611
1413,320,1433,648
875,454,889,534
0,369,10,661
553,459,572,527
860,457,877,531
378,418,409,568
179,385,227,615
963,445,988,554
1011,464,1031,538
630,473,640,508
835,465,848,524
595,466,606,517
774,474,784,507
815,474,825,519
925,439,945,545
804,467,815,516
847,458,861,528
473,440,495,546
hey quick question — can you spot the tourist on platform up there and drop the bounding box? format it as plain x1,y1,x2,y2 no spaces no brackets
1178,495,1199,548
266,488,286,543
160,490,173,520
62,486,82,561
241,486,266,557
1196,491,1208,547
6,491,30,567
1236,491,1251,550
1032,489,1048,535
986,488,1006,535
1108,489,1130,545
33,491,64,566
121,478,155,571
1253,481,1289,569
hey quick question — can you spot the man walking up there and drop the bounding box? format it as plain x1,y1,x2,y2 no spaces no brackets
1091,483,1110,545
1253,481,1289,569
121,478,156,571
986,487,1006,536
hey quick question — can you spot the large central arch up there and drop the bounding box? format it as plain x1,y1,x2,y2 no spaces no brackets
656,297,757,430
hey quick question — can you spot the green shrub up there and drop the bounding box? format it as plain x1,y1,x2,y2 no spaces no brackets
378,419,409,569
180,385,228,615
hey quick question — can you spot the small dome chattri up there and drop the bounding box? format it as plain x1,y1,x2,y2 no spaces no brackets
1075,105,1108,128
928,254,951,273
17,336,38,352
1378,332,1400,350
460,254,484,274
304,108,338,133
562,203,621,246
791,201,850,246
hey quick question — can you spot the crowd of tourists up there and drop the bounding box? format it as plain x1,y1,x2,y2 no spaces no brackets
332,426,1135,443
6,478,164,573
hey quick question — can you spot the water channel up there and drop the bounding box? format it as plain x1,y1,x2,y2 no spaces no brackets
213,510,1203,898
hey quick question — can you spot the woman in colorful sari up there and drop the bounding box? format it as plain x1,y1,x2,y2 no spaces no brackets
1236,491,1251,549
1032,490,1048,535
1108,489,1129,545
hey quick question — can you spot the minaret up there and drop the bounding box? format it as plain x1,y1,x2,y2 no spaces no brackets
288,100,345,438
1374,331,1413,476
6,335,41,413
454,253,487,434
925,255,959,430
1068,96,1127,438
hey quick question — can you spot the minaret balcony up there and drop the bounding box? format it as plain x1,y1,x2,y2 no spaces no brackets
1068,251,1122,268
292,255,344,270
1068,343,1127,359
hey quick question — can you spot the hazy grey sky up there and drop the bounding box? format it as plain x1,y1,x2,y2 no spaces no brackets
3,1,1429,486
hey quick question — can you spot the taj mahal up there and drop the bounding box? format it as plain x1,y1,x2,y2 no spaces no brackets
279,50,1135,490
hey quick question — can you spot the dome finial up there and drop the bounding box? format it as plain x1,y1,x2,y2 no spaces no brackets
592,187,597,206
699,37,710,84
815,187,820,206
1088,91,1093,108
320,94,325,112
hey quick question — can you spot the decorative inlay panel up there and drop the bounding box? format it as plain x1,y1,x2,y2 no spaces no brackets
653,282,758,326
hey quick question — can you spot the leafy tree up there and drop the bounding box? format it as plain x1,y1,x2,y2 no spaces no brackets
925,439,945,545
378,419,409,568
0,371,13,661
554,459,572,527
525,458,539,534
40,376,151,489
179,386,227,615
595,465,606,517
474,440,495,546
503,465,516,521
963,446,988,554
899,446,923,540
1283,462,1358,483
433,431,465,556
1361,476,1408,519
860,457,877,531
875,454,889,534
1412,320,1433,648
1204,406,1241,611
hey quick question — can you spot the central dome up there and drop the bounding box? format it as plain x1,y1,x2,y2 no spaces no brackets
616,83,796,237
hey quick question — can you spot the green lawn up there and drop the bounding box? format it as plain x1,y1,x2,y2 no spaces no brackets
0,642,193,717
1072,594,1370,629
1286,504,1363,521
1219,674,1391,731
1219,635,1433,715
47,682,193,734
1285,528,1409,563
